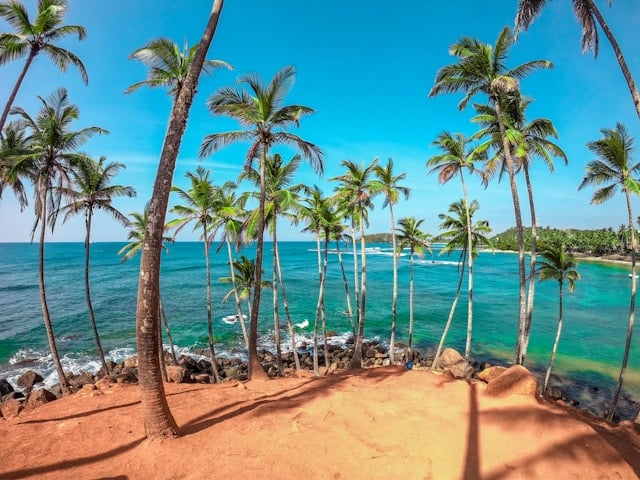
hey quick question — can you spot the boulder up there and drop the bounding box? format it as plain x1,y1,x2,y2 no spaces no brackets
0,398,23,418
26,388,57,409
485,365,538,398
0,378,14,396
166,365,187,384
477,366,508,383
437,348,463,368
123,356,138,368
115,371,138,384
2,391,25,402
94,377,115,391
16,370,44,389
67,371,94,389
448,361,473,379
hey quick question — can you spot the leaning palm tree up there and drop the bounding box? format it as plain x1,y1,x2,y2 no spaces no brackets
168,166,221,383
514,0,640,119
57,156,136,376
432,199,493,373
0,0,88,134
429,26,552,366
200,65,324,380
6,88,106,395
537,242,579,396
330,158,381,368
579,122,640,421
395,217,431,357
130,0,224,438
125,37,231,98
374,158,410,364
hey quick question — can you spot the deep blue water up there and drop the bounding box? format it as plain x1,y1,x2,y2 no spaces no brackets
0,241,638,419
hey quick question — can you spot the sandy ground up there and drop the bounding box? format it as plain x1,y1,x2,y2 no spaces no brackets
1,366,639,480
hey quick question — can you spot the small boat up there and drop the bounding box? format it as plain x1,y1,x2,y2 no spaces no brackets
295,319,309,329
629,273,639,279
221,314,247,324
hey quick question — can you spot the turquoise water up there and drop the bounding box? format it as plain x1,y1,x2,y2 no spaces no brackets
0,241,638,419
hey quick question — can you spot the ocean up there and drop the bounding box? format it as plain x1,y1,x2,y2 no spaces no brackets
0,241,638,419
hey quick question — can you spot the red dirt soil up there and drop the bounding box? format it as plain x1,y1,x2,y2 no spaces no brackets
1,366,639,479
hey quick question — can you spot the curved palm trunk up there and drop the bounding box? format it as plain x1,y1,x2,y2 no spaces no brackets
543,279,564,395
313,232,322,375
159,298,178,364
460,173,474,372
38,193,70,395
432,254,467,370
84,209,109,376
586,0,640,120
522,163,538,360
350,216,367,368
407,249,415,354
226,240,249,349
494,98,527,366
247,148,269,380
389,204,399,364
271,226,284,376
321,232,330,370
350,222,361,333
157,311,168,382
203,225,220,383
608,192,637,421
335,238,355,336
135,0,223,438
0,49,36,135
274,234,300,371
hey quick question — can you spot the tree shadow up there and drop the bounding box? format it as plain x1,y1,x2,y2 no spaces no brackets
463,382,480,479
17,400,140,424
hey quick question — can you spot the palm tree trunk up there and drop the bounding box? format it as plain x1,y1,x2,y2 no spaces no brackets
159,298,178,364
335,238,355,336
460,173,474,373
586,0,640,120
494,97,527,366
522,163,538,360
158,309,168,383
313,232,322,375
350,222,361,333
271,226,284,376
389,204,399,364
322,231,330,370
203,225,220,383
135,0,223,438
350,216,367,368
84,210,110,376
608,192,637,421
0,49,36,135
38,196,70,395
225,239,249,349
274,233,300,371
543,279,563,395
408,250,415,354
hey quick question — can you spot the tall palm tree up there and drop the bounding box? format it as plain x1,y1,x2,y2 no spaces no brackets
6,88,106,395
131,0,224,438
579,122,640,421
0,0,88,134
432,199,492,372
0,121,29,208
395,217,431,357
428,131,482,370
374,158,410,364
537,242,579,396
125,37,231,98
330,159,381,368
514,0,640,119
430,26,552,366
473,96,567,362
200,65,324,380
118,205,178,366
57,156,136,376
168,166,221,383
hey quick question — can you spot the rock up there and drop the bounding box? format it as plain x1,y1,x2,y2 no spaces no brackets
67,371,94,389
546,385,564,401
0,378,14,396
26,389,57,409
477,366,508,383
75,383,100,398
16,370,44,389
485,365,538,398
123,356,138,368
0,398,23,418
191,373,211,384
166,366,187,384
438,348,463,368
94,377,115,390
448,361,473,379
115,372,138,384
2,391,25,402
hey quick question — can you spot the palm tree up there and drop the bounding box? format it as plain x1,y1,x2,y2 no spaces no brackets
168,166,221,383
200,65,324,380
395,217,431,357
514,0,640,119
330,158,381,368
0,121,29,209
6,88,106,395
374,158,410,364
57,156,136,376
125,37,231,98
428,131,482,370
537,242,579,396
432,199,492,372
132,0,224,438
429,26,552,366
579,122,640,421
0,0,88,134
118,205,178,366
473,96,567,362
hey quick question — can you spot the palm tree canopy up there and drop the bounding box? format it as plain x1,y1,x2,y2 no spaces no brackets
428,131,485,183
219,255,270,303
537,242,580,292
330,158,382,228
396,216,432,258
0,120,30,209
200,65,324,174
374,158,410,208
125,37,232,98
438,199,493,258
579,122,640,204
0,0,88,82
118,203,174,262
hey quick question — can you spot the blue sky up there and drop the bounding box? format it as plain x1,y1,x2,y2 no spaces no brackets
1,0,640,242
